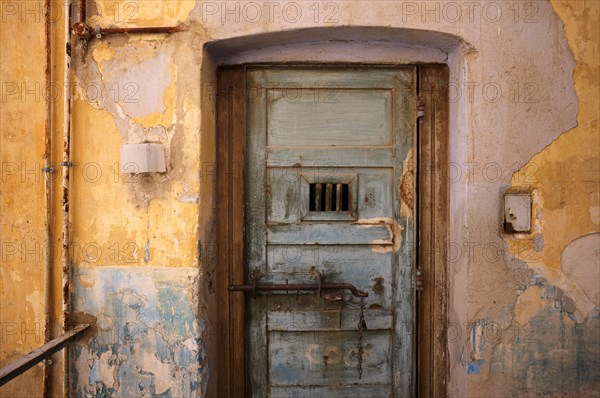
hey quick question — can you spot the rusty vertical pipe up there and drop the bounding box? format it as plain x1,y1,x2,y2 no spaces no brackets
79,0,86,23
62,1,73,396
43,0,54,396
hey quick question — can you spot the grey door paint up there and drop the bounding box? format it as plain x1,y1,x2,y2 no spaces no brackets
245,67,416,397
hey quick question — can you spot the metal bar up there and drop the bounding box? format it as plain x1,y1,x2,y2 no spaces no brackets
228,283,368,298
314,183,322,211
99,26,183,35
0,325,89,387
325,183,332,211
43,0,54,395
79,0,86,23
62,0,74,394
72,0,182,41
336,183,342,212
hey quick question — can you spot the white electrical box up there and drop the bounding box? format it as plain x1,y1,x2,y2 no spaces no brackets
504,193,532,233
120,143,166,173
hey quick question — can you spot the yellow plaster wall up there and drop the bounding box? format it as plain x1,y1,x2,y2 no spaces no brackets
88,0,194,28
508,0,599,315
69,38,199,269
1,2,200,396
1,2,53,396
468,3,599,395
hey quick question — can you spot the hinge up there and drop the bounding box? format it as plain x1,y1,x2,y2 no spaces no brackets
416,95,425,119
415,269,424,292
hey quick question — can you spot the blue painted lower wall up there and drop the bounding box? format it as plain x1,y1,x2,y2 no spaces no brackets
70,267,206,398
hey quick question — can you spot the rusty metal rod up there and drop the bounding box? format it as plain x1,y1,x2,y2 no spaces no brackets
43,0,54,395
228,283,368,298
79,0,86,23
98,26,183,35
73,23,183,39
62,0,74,395
73,0,183,40
0,325,89,387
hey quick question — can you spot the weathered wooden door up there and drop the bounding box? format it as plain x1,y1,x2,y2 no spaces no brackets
244,67,416,397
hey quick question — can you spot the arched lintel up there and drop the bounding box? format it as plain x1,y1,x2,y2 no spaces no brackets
204,26,471,65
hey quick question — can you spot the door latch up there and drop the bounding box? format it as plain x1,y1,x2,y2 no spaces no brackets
228,273,368,298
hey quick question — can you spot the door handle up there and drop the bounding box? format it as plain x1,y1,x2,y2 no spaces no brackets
227,274,368,298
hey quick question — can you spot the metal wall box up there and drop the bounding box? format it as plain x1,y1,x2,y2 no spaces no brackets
504,193,532,233
120,143,166,174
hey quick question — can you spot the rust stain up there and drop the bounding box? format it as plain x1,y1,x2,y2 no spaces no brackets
356,217,404,253
79,0,87,22
399,170,414,211
62,275,70,325
399,148,415,218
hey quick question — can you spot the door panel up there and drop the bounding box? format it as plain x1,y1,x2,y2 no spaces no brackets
267,89,393,147
245,67,416,397
267,168,394,222
269,386,393,398
266,245,394,309
268,310,394,331
267,224,394,245
267,147,395,167
268,331,393,385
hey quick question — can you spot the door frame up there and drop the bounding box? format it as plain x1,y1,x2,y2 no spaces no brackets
215,64,449,397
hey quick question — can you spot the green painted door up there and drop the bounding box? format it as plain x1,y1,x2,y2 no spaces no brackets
245,67,416,397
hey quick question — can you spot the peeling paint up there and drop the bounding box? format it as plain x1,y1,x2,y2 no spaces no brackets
514,286,545,326
71,267,205,397
466,360,484,375
178,194,199,204
532,233,545,252
561,233,600,308
9,270,22,283
497,1,600,392
399,148,415,220
355,217,403,253
79,274,96,288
